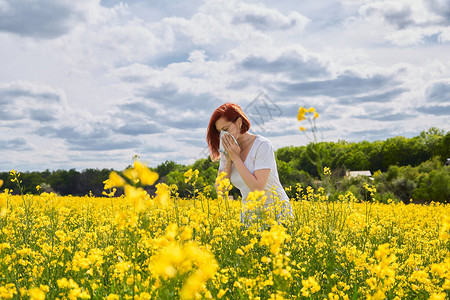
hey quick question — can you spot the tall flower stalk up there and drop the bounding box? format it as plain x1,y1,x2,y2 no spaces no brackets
297,107,324,180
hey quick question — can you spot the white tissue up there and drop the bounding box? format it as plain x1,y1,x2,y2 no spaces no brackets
219,131,238,156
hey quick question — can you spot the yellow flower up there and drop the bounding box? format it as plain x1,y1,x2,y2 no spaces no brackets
184,169,193,183
113,261,132,280
301,276,321,296
165,223,178,241
134,161,159,186
152,243,185,278
328,292,339,300
260,225,291,255
307,107,316,113
217,289,227,299
431,263,445,278
261,256,272,263
180,272,204,300
313,112,319,119
114,212,128,230
297,107,307,121
0,179,3,188
299,126,307,131
155,183,170,208
123,168,139,183
0,194,6,213
28,287,45,300
138,292,152,300
184,169,199,184
124,185,146,212
235,248,244,256
57,278,79,289
180,226,193,241
429,293,447,300
108,171,126,188
215,171,232,199
374,243,390,260
439,215,450,239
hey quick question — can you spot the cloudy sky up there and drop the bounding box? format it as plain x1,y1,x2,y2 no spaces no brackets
1,0,449,172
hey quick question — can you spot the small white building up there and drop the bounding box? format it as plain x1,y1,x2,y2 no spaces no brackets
347,170,372,179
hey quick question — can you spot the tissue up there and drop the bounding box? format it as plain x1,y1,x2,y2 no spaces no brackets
219,131,238,156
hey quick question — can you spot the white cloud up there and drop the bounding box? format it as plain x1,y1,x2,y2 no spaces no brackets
231,1,310,31
53,7,161,71
426,79,450,103
348,0,450,45
438,27,450,42
0,0,449,171
0,81,66,122
238,45,330,80
359,0,430,28
0,0,105,39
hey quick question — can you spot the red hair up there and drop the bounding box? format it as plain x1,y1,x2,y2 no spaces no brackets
207,103,251,161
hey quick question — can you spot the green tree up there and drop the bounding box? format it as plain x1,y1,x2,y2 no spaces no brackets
20,172,46,194
435,131,450,161
343,150,370,171
382,136,408,169
412,167,450,203
156,160,183,178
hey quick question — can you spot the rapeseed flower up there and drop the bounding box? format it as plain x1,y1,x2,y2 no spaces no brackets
217,289,227,298
215,172,232,196
155,183,170,208
439,215,450,239
297,107,306,121
180,226,193,241
28,288,45,300
0,193,7,216
124,185,147,212
134,160,159,186
184,169,199,184
301,276,321,297
1,165,449,299
297,107,317,122
123,168,139,184
108,171,126,188
260,224,291,255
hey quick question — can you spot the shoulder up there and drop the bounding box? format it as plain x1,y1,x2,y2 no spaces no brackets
254,135,274,152
255,135,272,144
252,135,277,169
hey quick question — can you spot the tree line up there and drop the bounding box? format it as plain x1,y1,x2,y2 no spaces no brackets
1,128,448,203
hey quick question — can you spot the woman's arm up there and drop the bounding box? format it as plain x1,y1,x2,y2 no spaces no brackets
222,134,271,191
232,158,270,191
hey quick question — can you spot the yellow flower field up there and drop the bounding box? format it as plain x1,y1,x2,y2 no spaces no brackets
0,165,449,299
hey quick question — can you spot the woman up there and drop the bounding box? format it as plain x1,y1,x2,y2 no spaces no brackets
207,103,294,224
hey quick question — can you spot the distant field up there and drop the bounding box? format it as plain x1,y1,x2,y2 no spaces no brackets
1,185,449,299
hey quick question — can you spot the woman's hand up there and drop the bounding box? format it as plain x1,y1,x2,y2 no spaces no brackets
222,134,240,161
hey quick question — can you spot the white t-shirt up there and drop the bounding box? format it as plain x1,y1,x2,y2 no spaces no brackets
219,135,293,211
